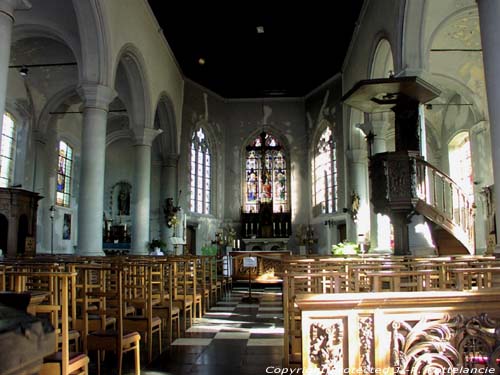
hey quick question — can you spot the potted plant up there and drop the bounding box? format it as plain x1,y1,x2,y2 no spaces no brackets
148,239,166,254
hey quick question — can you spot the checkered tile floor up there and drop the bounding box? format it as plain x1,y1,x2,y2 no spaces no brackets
142,286,285,374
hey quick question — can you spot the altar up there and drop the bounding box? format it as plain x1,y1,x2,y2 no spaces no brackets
242,237,289,251
229,250,291,282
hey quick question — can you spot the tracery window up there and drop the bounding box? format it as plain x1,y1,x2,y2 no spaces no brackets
0,113,16,188
244,131,288,213
56,140,73,207
190,127,211,214
313,124,337,213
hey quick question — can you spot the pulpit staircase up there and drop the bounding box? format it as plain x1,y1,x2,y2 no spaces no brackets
414,158,475,255
372,152,475,255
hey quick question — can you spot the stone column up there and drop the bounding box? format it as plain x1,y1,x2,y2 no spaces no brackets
0,0,30,134
131,128,162,254
77,84,116,256
346,148,369,242
358,120,392,251
160,154,178,253
470,121,492,253
477,0,500,252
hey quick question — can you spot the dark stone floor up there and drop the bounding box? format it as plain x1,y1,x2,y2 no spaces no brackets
90,285,284,375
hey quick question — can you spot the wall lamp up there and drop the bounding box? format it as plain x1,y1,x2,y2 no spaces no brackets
9,62,78,77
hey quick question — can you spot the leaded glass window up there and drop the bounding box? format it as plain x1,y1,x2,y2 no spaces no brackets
313,125,337,213
190,128,211,214
56,140,73,207
0,113,16,188
244,131,288,213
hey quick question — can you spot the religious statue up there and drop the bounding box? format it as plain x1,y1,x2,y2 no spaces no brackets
118,185,130,215
350,191,360,222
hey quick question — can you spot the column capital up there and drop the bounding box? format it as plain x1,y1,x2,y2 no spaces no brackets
132,127,162,146
32,129,47,145
370,120,390,137
162,153,179,167
77,83,117,111
356,120,390,138
0,0,31,19
471,120,489,135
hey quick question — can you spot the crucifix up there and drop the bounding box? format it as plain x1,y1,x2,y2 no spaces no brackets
246,131,281,203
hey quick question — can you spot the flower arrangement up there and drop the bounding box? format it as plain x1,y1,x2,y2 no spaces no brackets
167,215,178,228
331,241,359,256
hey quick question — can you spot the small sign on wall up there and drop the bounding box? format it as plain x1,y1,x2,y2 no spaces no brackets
243,256,257,268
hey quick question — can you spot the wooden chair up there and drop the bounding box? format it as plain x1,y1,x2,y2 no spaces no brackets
29,271,89,375
172,259,194,332
152,261,181,344
81,265,141,375
123,262,162,363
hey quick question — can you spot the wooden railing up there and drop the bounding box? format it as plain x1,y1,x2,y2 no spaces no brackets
414,158,475,253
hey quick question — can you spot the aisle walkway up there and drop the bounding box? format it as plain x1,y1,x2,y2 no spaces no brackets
143,286,284,374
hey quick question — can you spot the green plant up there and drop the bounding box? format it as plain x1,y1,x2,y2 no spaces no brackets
331,241,359,255
148,239,166,251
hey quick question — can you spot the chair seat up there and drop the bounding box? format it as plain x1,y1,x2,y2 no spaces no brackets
124,315,162,325
89,329,140,339
44,351,88,366
129,297,161,308
153,304,180,315
74,316,116,331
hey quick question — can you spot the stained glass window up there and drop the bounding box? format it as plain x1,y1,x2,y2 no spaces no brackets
190,128,211,214
0,113,16,188
56,140,73,207
313,125,337,213
244,131,288,213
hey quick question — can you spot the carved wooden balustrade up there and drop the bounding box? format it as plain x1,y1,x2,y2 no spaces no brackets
282,255,500,368
297,290,500,374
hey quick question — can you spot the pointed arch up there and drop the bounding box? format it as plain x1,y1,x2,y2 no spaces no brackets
113,43,152,129
72,0,111,84
189,123,214,215
311,119,338,214
153,92,178,158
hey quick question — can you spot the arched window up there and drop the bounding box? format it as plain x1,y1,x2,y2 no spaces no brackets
449,132,474,202
244,131,289,213
56,140,73,207
313,124,337,213
190,127,211,214
0,113,16,188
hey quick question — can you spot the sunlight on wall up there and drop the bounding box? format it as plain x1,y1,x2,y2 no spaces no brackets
414,222,435,248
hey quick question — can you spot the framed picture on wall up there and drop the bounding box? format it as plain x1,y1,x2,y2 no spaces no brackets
63,213,71,240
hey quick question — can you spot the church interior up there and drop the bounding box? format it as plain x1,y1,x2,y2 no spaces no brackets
1,0,500,374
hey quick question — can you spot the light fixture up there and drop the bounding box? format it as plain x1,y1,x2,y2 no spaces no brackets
19,66,28,77
49,205,56,255
256,26,265,34
198,57,206,65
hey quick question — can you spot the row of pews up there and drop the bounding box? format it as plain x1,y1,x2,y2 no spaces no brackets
281,254,500,372
0,254,231,375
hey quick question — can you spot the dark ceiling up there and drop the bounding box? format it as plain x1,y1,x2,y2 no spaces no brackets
147,1,364,98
